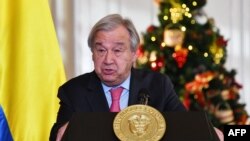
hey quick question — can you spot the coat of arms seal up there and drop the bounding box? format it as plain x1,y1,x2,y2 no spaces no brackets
113,105,166,141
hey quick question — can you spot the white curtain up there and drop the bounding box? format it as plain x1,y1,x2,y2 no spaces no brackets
50,0,250,113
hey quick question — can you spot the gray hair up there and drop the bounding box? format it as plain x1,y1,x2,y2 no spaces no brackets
87,14,140,52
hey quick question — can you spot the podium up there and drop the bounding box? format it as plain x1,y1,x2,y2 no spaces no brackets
62,112,220,141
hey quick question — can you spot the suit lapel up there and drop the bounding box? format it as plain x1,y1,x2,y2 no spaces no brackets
86,72,110,112
128,69,143,106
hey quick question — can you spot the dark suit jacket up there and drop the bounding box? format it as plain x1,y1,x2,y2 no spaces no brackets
49,68,186,140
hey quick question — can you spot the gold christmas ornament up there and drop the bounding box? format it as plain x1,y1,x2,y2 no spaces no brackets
164,28,185,47
170,7,185,23
221,90,230,100
210,42,224,64
137,51,149,65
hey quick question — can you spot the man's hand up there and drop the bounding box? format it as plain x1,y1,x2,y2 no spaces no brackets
56,122,69,141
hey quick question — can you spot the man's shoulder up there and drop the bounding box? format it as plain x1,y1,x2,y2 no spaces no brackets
61,71,97,87
133,68,167,78
132,68,171,85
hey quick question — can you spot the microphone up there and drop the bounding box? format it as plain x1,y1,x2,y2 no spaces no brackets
138,88,150,105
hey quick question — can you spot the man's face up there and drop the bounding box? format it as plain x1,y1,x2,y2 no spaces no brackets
92,25,137,86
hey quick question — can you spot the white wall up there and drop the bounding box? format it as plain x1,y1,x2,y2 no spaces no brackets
51,0,250,113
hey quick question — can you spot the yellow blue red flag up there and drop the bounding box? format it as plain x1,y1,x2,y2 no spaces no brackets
0,0,66,140
0,106,13,141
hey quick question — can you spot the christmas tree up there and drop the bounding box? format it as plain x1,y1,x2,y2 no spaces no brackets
136,0,249,128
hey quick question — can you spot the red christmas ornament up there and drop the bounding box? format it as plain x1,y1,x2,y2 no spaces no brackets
205,29,213,36
136,45,144,58
196,91,206,108
150,57,165,71
216,36,228,47
150,62,158,71
228,89,237,100
157,57,164,67
147,25,156,33
172,48,188,68
236,114,248,125
183,93,191,110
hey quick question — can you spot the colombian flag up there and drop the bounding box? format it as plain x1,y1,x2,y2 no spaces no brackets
0,0,66,140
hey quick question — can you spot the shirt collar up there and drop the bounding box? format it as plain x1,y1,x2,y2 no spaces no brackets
102,74,131,93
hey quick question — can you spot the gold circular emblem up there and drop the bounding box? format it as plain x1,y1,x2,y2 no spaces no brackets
113,105,166,141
